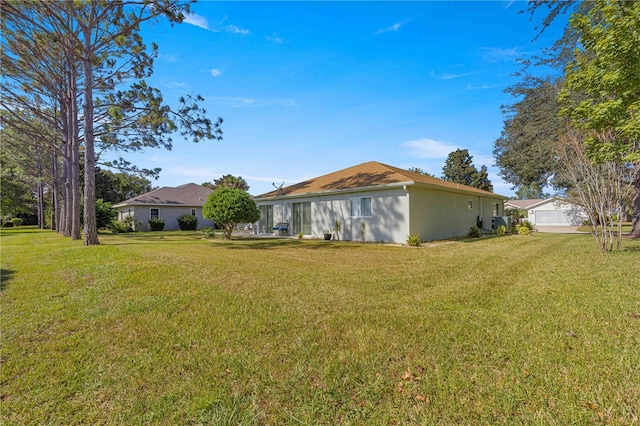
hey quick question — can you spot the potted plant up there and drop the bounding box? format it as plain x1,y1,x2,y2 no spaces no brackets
323,230,332,240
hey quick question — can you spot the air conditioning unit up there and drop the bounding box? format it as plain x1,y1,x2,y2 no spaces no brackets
491,216,512,233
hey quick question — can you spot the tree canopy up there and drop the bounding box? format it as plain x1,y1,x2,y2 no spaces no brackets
442,149,493,192
202,188,260,240
1,1,223,245
203,175,249,192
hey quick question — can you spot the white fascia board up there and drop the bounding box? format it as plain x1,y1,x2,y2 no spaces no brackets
410,182,508,200
256,181,415,202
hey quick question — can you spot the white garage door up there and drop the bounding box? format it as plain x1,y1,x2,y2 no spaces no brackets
535,210,572,226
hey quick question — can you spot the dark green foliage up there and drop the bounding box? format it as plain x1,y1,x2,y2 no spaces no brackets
442,149,493,191
108,216,137,233
148,217,165,231
406,167,434,177
467,226,481,238
94,167,153,204
177,214,198,231
493,77,565,190
202,188,260,239
95,199,117,230
202,175,249,191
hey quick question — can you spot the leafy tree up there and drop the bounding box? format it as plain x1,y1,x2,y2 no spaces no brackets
557,0,640,237
406,167,434,177
202,188,260,240
94,167,153,204
514,183,549,200
471,165,493,192
203,174,249,191
1,1,223,246
493,77,565,190
95,199,117,230
442,149,493,191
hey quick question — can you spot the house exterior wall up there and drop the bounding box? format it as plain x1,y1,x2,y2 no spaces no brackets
528,199,585,226
408,187,502,241
116,205,214,231
256,187,410,242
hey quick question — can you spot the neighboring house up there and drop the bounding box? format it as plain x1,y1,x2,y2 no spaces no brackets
253,161,508,243
508,197,586,226
112,183,215,231
504,199,545,212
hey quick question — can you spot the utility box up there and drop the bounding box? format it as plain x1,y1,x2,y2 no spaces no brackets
491,216,512,233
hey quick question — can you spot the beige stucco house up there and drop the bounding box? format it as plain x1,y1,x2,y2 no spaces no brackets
112,183,215,231
253,161,508,243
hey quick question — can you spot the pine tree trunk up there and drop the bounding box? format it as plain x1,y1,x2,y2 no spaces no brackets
82,27,99,246
630,168,640,238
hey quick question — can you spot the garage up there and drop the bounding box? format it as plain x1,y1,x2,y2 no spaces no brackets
524,197,587,226
534,209,572,226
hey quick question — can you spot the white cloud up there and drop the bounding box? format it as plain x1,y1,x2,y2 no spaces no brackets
171,166,217,181
480,46,523,62
210,96,296,108
430,70,476,80
182,12,249,35
374,21,404,35
401,138,459,159
182,12,210,30
223,25,250,35
266,33,285,44
211,68,222,77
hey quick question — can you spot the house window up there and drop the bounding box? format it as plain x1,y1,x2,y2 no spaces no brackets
468,200,473,210
150,208,159,219
351,197,372,217
191,209,196,216
493,203,500,216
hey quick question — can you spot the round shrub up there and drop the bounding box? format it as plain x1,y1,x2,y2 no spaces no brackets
517,225,532,235
177,214,198,230
406,234,421,247
467,226,481,238
10,218,23,227
148,217,165,231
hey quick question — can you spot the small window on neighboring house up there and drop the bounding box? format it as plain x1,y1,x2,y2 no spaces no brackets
351,197,372,217
150,208,159,219
493,203,500,216
468,200,473,210
191,209,196,216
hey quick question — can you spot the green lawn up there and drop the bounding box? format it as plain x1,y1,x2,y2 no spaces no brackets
1,228,639,424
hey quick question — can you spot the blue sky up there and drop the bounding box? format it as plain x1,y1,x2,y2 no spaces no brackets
120,1,564,197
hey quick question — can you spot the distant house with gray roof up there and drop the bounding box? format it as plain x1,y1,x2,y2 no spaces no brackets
112,183,215,231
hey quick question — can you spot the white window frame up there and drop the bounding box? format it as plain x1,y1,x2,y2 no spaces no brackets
350,197,372,217
150,208,159,220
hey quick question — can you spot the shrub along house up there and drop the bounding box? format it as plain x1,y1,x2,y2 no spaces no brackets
253,161,508,243
112,183,215,231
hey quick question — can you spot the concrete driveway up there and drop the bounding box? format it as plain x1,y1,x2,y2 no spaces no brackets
535,226,588,234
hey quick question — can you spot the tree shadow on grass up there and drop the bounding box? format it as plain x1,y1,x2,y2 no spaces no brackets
1,268,15,291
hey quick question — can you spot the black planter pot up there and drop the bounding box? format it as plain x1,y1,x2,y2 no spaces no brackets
323,233,332,240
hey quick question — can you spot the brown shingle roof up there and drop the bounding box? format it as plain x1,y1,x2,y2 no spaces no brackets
256,161,505,199
504,199,545,209
113,183,213,207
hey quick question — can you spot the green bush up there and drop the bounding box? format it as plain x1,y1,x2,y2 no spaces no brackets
96,199,117,229
493,225,506,236
177,214,198,231
406,234,421,247
201,226,216,238
148,217,165,231
467,226,481,238
10,218,23,227
517,225,532,235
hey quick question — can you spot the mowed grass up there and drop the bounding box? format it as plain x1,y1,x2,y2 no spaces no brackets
1,228,639,425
